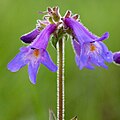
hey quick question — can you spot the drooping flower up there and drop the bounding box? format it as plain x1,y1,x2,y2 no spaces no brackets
65,17,113,69
64,17,109,44
7,24,57,84
113,51,120,64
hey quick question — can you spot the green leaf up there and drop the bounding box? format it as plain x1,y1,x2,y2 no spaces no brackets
49,109,57,120
51,36,58,49
70,116,78,120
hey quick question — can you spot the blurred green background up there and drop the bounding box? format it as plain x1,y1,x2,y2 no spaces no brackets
0,0,120,120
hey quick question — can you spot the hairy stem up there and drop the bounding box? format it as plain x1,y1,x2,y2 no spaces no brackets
57,39,64,120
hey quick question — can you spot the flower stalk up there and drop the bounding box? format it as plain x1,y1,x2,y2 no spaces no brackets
57,38,64,120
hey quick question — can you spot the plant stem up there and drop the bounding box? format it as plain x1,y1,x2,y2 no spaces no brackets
57,39,64,120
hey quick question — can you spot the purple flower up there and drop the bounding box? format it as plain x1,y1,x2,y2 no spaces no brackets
66,17,113,69
72,39,113,69
8,24,57,84
20,28,40,43
64,18,109,44
113,51,120,64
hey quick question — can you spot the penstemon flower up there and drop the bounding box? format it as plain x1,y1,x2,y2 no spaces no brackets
64,17,113,69
7,24,57,84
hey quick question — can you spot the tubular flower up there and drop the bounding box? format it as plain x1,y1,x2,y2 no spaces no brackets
66,17,113,69
7,24,57,84
64,17,110,44
113,51,120,64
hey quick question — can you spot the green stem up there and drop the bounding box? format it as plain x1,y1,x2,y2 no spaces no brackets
57,39,64,120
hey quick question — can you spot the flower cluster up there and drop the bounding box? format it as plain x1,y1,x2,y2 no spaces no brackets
8,7,114,84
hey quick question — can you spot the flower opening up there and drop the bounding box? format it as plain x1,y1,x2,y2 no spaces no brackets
8,23,57,84
90,43,96,52
33,49,40,58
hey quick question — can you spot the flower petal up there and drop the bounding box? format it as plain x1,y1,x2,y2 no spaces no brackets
86,62,95,70
75,55,85,70
75,55,80,68
99,42,113,62
7,51,28,72
28,61,40,84
96,32,109,42
99,62,108,69
72,39,81,56
41,50,57,72
90,54,108,69
20,28,40,43
79,46,88,66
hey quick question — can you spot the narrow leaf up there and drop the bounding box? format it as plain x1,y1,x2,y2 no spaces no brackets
71,116,78,120
49,109,57,120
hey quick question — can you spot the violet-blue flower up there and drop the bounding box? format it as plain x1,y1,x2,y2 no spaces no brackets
65,17,113,69
7,24,57,84
64,17,109,44
113,51,120,64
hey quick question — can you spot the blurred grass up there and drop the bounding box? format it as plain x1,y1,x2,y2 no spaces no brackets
0,0,120,120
